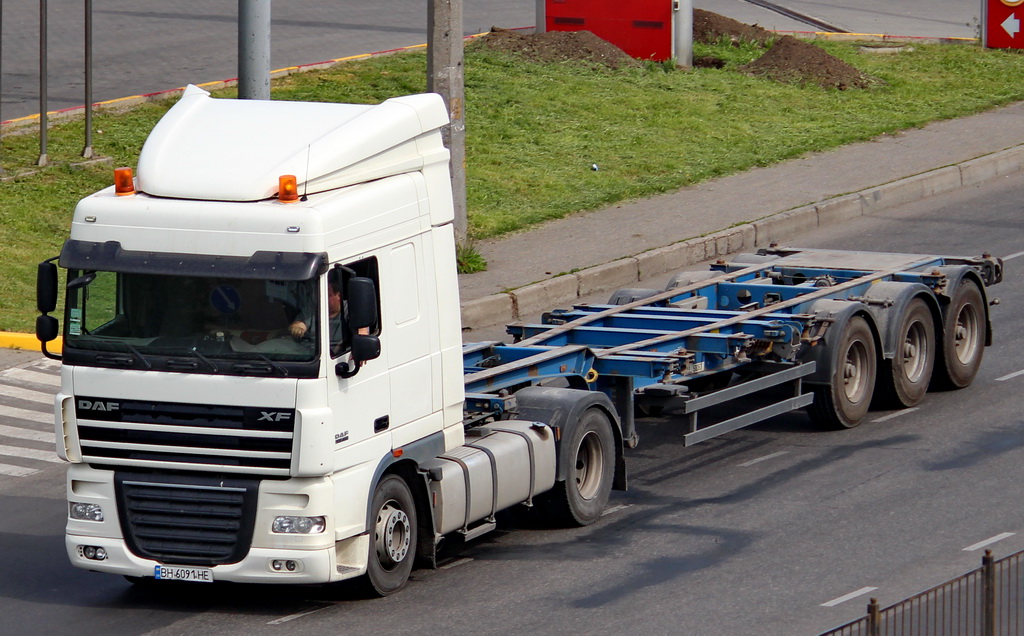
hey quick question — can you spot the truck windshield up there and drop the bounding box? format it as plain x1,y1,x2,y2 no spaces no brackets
64,270,319,374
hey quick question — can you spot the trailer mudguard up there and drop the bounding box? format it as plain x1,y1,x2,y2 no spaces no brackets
857,282,942,361
800,298,879,387
513,386,626,491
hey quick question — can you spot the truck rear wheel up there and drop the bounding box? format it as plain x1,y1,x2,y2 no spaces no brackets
542,408,615,526
933,280,985,390
807,316,876,429
361,474,417,596
876,298,935,408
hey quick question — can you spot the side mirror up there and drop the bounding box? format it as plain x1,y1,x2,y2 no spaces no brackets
36,315,59,343
37,261,58,314
335,335,381,379
346,277,378,331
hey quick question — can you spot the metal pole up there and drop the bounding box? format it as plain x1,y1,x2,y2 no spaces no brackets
1,0,5,175
983,550,996,636
38,0,48,166
674,0,693,68
535,0,546,34
238,0,271,100
427,0,467,243
83,0,93,159
866,597,881,636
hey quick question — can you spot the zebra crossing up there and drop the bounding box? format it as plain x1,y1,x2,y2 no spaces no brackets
0,357,63,478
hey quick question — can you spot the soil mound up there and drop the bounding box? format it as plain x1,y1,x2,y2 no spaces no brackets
693,8,775,45
475,27,640,69
739,35,876,90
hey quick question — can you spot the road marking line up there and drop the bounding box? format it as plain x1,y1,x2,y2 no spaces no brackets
0,404,52,425
0,444,64,463
266,603,333,625
0,424,54,444
0,383,53,405
872,408,919,423
1003,250,1024,261
440,557,474,570
822,587,878,607
996,369,1024,382
601,504,633,516
1,368,59,387
0,463,39,477
964,532,1015,552
739,451,789,467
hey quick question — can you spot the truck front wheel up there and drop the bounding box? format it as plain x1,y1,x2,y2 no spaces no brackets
542,408,615,526
362,474,417,596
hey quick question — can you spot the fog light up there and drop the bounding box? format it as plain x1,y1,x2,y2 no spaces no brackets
270,559,303,573
272,515,326,534
70,502,104,522
79,545,108,561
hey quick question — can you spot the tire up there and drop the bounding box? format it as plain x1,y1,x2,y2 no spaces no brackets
541,408,616,526
807,316,877,429
360,474,417,596
875,298,936,409
932,280,985,390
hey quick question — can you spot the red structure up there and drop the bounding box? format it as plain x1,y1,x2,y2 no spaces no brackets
985,0,1023,50
545,0,674,61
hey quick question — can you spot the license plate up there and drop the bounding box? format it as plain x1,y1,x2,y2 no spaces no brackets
154,565,214,582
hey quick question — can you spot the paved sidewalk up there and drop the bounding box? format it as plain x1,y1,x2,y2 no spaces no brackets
458,101,1024,331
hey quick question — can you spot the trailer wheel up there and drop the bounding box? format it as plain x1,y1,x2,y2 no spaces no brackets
361,474,417,596
543,408,615,526
876,298,935,408
933,280,985,390
808,316,876,429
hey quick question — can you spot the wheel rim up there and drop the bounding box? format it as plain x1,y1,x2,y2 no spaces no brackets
953,303,981,365
842,339,870,403
374,500,411,571
902,320,929,382
575,431,605,501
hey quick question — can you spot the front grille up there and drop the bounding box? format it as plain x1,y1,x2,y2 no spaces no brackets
75,396,294,475
115,472,259,566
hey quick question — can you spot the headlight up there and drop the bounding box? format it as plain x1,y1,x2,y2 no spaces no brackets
70,502,104,522
272,516,326,534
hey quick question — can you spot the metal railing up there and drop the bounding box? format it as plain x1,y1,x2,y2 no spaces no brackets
822,549,1024,636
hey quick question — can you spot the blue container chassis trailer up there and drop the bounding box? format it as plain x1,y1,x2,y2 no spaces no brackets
463,246,1003,449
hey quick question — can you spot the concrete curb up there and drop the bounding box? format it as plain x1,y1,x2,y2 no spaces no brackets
459,142,1024,331
0,332,61,353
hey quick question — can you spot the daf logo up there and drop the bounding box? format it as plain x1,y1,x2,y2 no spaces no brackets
78,400,119,412
258,411,292,422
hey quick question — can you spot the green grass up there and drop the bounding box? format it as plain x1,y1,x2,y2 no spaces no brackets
2,38,1024,332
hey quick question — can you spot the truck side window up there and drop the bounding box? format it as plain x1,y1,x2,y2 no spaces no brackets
330,257,380,359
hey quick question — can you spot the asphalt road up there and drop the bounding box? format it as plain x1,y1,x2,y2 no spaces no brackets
0,170,1020,635
0,0,977,123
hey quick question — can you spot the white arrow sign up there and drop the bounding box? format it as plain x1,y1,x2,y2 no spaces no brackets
1003,13,1021,38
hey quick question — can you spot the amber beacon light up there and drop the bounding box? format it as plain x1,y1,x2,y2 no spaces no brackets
113,167,135,196
278,175,300,203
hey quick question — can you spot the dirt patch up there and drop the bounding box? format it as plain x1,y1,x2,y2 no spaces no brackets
477,12,876,90
693,8,775,45
740,35,877,90
474,27,640,69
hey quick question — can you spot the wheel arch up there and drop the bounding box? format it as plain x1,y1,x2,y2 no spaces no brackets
859,282,942,361
801,299,882,386
513,386,626,491
366,434,445,567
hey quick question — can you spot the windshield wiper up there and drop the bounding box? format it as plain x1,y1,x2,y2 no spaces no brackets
94,341,152,369
232,353,289,377
188,348,220,372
